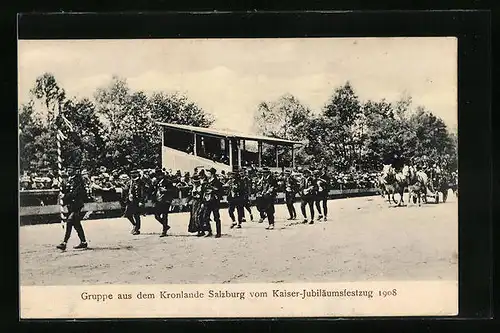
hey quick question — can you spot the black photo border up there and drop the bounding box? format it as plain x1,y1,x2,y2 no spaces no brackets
10,9,493,331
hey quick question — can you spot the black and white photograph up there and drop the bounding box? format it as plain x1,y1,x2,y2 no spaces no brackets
18,37,459,318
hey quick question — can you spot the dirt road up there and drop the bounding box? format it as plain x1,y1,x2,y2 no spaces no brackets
19,193,458,286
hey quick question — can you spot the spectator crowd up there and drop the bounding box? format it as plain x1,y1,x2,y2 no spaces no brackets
19,166,380,211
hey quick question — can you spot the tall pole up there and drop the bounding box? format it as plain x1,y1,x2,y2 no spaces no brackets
228,138,233,170
237,139,242,169
160,127,164,167
291,145,295,169
275,145,279,168
258,141,262,167
193,133,197,156
56,103,65,229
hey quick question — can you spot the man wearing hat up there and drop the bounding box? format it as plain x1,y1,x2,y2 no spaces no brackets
254,168,267,223
314,168,330,222
240,168,254,222
284,170,299,220
153,169,175,237
258,168,277,230
116,173,131,216
299,168,317,224
202,167,223,238
124,169,147,235
226,171,245,229
56,166,88,250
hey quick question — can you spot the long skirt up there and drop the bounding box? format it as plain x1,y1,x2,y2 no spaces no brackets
188,199,204,233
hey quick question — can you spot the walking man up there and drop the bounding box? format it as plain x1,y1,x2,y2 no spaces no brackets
124,169,146,235
202,168,223,238
259,168,277,230
241,168,254,222
299,168,317,224
314,168,330,221
153,169,175,237
284,170,298,220
56,166,88,250
227,171,245,229
255,169,267,223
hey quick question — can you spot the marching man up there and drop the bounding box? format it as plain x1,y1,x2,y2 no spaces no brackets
56,166,88,250
226,171,245,229
124,169,147,235
299,168,317,224
258,168,277,230
153,169,175,237
202,168,223,238
284,170,299,220
314,168,330,222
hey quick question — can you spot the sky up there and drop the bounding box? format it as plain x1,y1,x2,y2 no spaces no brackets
18,37,457,133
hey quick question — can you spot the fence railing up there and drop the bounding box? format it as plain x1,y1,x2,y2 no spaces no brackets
19,187,380,219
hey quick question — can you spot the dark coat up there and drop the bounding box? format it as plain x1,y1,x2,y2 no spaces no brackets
300,176,318,197
60,174,86,211
202,176,223,203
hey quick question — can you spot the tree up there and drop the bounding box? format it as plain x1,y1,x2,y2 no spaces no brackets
322,82,362,169
19,102,45,173
94,75,131,132
253,93,311,140
62,98,106,172
148,92,215,127
30,73,66,124
253,94,311,166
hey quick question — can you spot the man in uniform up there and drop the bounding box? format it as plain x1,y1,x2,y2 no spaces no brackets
56,166,88,250
202,168,223,238
153,169,175,237
124,169,147,235
259,168,277,230
226,171,245,229
254,168,267,223
299,168,317,224
314,168,330,222
240,168,254,222
284,170,298,220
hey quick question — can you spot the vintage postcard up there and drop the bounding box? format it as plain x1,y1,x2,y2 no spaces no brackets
18,37,458,318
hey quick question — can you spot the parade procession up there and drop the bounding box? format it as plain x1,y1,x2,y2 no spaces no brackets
18,38,459,288
46,119,458,251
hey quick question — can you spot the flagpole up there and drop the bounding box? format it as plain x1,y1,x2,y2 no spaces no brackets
57,102,65,229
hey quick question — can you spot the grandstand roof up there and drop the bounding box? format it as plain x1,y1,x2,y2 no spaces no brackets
157,122,302,145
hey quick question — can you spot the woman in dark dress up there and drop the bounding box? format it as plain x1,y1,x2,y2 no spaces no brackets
187,175,205,236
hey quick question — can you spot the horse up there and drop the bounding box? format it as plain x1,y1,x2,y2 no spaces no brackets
380,164,406,206
402,165,430,204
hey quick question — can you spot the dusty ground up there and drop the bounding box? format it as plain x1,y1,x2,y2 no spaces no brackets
20,192,458,286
